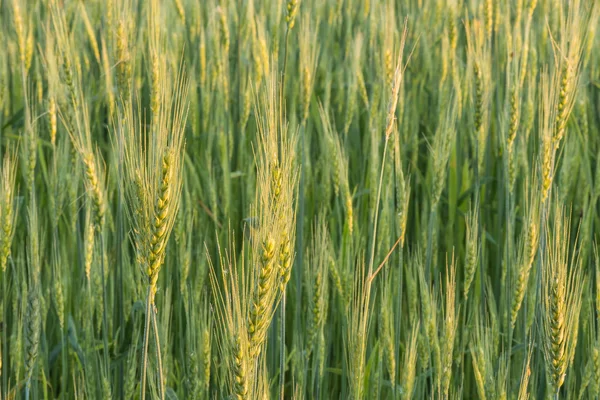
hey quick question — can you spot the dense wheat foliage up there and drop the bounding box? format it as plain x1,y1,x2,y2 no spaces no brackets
0,0,599,398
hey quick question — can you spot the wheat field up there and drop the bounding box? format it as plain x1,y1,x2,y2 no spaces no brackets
0,0,599,398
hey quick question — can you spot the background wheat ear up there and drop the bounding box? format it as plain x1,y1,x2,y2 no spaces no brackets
0,148,18,273
1,0,600,398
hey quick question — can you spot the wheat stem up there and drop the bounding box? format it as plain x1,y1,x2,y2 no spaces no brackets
152,306,165,400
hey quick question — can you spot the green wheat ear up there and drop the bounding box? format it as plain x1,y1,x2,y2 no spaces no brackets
0,149,18,273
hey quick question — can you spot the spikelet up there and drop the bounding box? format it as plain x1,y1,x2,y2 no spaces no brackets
484,0,493,39
25,115,37,191
538,70,555,202
10,281,25,380
471,343,487,400
233,335,248,400
507,88,520,154
357,68,369,108
517,348,533,400
286,0,300,30
307,267,323,351
35,71,43,104
49,97,57,146
440,257,458,397
248,236,276,359
124,325,140,399
431,102,457,209
320,103,352,232
100,38,115,117
417,330,431,371
0,150,18,272
511,195,539,327
218,56,230,110
346,261,370,400
552,64,574,147
405,258,418,322
440,36,450,89
370,349,382,399
507,86,520,191
448,2,458,52
80,3,101,64
83,152,106,231
148,149,175,301
199,28,207,87
277,234,293,292
550,0,586,151
418,261,435,345
384,48,393,87
496,356,509,400
384,23,408,140
471,310,500,400
241,78,252,130
102,376,112,400
253,22,270,88
463,207,479,299
381,293,396,384
24,284,40,386
393,104,409,247
25,28,34,72
474,62,484,135
218,7,230,56
343,39,361,135
329,258,345,303
558,138,580,203
306,219,329,354
179,216,193,298
345,190,354,234
12,0,26,67
400,322,419,400
541,206,584,393
202,328,211,393
186,347,200,397
62,50,77,110
53,265,65,331
174,0,185,23
116,19,131,94
25,205,41,391
151,52,161,118
466,18,490,174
